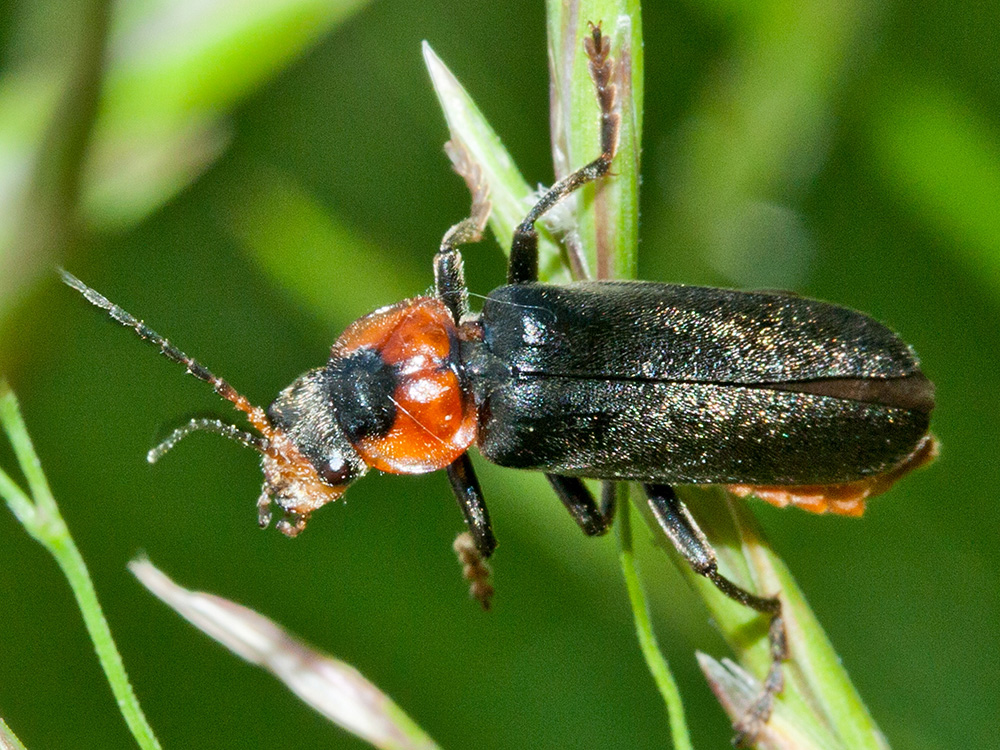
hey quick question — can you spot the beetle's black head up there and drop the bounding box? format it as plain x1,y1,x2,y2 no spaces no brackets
266,367,369,489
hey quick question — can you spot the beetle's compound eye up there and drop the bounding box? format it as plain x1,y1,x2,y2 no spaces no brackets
265,368,368,498
317,454,356,486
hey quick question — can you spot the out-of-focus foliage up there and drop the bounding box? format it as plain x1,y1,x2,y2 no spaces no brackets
0,0,369,307
0,0,996,748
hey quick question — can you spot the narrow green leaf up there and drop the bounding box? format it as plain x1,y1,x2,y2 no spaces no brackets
0,383,162,750
423,41,571,283
619,490,694,750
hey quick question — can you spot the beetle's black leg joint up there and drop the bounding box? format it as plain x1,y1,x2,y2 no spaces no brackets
600,480,618,520
507,23,620,285
435,140,492,322
643,483,786,746
447,453,496,558
547,475,614,536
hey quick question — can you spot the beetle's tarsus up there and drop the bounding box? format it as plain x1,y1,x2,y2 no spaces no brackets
276,511,309,538
454,531,494,610
583,22,620,160
506,21,620,285
257,489,273,529
730,611,787,746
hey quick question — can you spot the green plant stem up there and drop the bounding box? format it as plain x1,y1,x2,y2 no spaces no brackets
618,488,695,750
0,383,161,750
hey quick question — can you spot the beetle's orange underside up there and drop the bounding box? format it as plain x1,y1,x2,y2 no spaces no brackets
727,434,938,516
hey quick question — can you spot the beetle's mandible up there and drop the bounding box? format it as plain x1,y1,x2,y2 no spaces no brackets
62,24,935,747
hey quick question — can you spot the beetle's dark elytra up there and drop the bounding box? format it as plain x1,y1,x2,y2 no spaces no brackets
473,281,932,484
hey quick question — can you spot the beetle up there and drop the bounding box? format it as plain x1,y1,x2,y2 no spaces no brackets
63,25,934,746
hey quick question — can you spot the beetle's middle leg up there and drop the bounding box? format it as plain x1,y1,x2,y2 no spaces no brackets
547,475,615,535
643,483,787,747
508,23,621,285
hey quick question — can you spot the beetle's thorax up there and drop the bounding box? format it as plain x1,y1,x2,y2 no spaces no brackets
328,297,477,474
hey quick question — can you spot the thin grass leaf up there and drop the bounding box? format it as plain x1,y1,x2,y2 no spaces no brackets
0,382,161,750
423,42,571,284
618,490,694,750
130,558,441,750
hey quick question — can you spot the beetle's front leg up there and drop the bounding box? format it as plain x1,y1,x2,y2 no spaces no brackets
643,483,787,747
447,452,495,609
508,23,620,285
447,453,496,557
435,139,492,321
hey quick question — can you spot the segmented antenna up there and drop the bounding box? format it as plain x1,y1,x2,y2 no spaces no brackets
60,269,277,445
148,418,268,464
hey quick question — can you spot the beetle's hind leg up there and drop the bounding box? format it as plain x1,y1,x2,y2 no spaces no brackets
643,483,787,747
508,23,621,285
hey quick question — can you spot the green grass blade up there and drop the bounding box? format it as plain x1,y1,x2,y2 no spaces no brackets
546,0,643,281
618,489,694,750
423,41,570,283
0,383,162,750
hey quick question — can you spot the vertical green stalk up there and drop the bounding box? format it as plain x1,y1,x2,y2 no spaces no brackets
0,383,161,750
545,0,643,281
619,486,694,750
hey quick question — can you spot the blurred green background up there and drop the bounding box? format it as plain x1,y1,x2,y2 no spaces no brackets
0,0,997,748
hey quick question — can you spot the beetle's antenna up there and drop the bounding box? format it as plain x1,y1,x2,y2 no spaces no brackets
148,418,268,464
60,269,278,447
